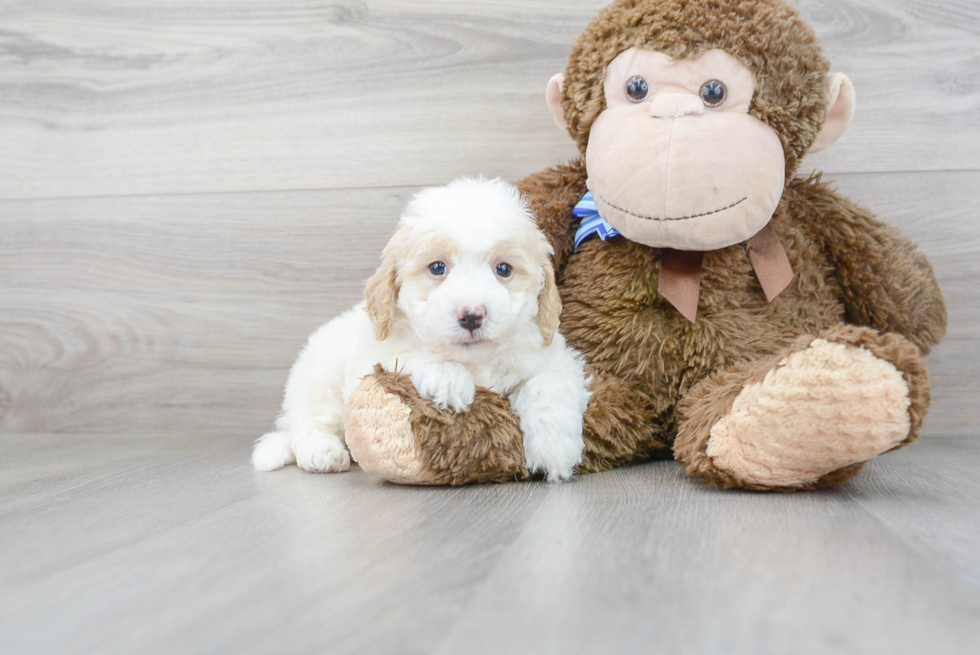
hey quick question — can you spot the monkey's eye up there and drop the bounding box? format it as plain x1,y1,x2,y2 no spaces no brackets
699,79,727,107
625,76,650,103
495,263,513,278
428,261,447,276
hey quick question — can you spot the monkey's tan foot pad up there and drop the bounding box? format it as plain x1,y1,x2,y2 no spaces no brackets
703,338,912,489
345,366,529,486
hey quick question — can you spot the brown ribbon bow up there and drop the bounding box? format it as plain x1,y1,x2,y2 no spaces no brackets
658,223,794,323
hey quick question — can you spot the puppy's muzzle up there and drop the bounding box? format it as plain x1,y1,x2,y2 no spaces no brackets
457,306,485,333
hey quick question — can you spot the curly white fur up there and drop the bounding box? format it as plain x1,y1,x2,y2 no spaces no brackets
252,178,590,482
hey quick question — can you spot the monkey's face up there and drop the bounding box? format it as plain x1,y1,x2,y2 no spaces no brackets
584,48,786,251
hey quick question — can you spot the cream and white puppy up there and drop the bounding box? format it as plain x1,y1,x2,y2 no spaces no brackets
252,178,590,482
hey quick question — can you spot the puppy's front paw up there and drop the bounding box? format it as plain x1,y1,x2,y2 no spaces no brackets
524,429,584,483
410,362,476,412
293,432,351,473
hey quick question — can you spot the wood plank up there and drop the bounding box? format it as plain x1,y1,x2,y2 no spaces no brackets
1,0,978,200
1,171,976,436
844,437,980,590
437,445,980,655
0,187,413,433
1,434,978,655
0,433,547,655
798,0,980,176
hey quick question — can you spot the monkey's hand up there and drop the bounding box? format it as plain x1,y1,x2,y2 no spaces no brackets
345,366,530,485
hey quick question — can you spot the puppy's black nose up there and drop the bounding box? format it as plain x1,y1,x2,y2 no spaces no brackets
458,307,485,333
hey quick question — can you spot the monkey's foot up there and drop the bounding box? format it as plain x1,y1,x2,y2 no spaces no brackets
674,326,929,491
345,366,529,485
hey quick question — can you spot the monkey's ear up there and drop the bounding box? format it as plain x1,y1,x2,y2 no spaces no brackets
810,73,856,153
364,241,402,341
546,73,568,132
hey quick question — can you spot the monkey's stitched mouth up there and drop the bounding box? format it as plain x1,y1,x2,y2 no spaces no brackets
594,193,747,222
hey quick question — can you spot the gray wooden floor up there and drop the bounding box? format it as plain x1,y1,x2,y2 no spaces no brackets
2,434,979,655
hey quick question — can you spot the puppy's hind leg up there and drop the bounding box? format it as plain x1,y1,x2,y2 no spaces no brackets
252,431,296,471
275,314,356,473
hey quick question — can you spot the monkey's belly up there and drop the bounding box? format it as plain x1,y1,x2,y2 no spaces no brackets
558,235,845,442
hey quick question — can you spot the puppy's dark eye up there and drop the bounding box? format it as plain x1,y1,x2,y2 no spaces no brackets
428,261,447,276
495,263,513,278
699,79,727,107
626,76,649,103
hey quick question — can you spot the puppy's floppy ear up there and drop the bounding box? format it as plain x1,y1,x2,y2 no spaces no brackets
364,228,406,341
537,250,562,347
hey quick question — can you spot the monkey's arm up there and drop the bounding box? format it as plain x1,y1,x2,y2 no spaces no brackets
516,159,588,274
796,178,947,354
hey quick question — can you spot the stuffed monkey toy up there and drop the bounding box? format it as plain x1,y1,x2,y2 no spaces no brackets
344,0,947,491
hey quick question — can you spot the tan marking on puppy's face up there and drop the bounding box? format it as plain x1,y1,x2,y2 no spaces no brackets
399,234,459,304
489,237,537,293
489,232,561,345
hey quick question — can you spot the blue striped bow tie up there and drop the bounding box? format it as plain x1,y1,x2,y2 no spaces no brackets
573,191,620,249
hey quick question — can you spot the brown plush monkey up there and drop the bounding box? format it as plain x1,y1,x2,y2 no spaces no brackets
345,0,947,491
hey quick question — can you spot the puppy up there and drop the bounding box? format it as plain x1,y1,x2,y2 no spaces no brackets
252,178,590,482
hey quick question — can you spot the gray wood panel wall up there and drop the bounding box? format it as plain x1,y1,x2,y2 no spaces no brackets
1,0,978,436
